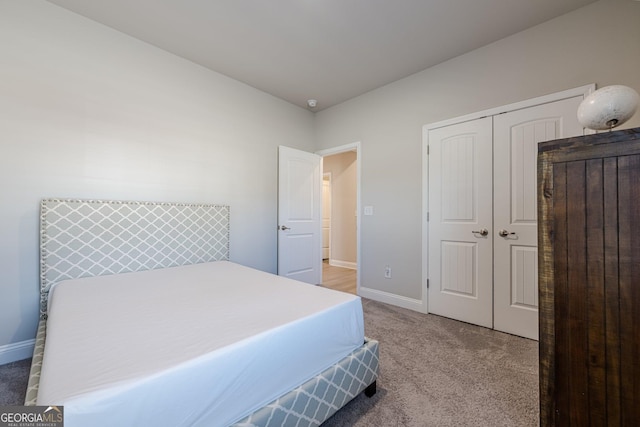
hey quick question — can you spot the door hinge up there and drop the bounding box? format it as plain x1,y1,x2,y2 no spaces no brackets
427,278,430,289
426,212,429,222
426,145,429,155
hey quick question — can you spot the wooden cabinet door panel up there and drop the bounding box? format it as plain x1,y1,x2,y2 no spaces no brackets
538,128,640,427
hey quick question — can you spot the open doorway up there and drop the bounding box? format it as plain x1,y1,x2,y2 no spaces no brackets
322,173,332,261
317,143,360,295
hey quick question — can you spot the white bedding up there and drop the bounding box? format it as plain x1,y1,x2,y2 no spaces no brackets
37,261,364,427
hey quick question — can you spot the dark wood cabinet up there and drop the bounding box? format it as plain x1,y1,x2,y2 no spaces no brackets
538,127,640,426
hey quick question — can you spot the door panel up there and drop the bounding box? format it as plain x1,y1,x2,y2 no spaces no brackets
441,241,477,296
493,96,584,339
278,146,322,284
511,245,538,308
428,117,493,328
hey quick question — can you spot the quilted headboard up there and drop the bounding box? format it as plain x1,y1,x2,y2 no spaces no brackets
39,198,230,318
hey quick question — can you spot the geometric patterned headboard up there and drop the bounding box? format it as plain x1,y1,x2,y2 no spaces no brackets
39,198,230,319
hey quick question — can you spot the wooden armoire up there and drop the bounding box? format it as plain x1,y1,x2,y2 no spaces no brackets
538,127,640,426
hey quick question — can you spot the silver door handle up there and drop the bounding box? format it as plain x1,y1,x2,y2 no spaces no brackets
471,228,488,237
498,229,515,237
279,225,291,231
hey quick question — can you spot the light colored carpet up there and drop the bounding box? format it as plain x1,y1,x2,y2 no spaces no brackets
0,358,31,406
0,299,538,426
322,299,539,426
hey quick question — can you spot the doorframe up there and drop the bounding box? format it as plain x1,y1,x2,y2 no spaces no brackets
316,141,361,294
421,84,595,313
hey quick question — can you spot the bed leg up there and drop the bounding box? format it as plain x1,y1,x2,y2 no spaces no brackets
364,380,377,397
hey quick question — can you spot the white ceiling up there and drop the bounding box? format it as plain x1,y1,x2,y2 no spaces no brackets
46,0,597,110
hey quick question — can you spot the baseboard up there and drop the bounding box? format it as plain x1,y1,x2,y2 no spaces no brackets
329,259,357,270
0,339,35,365
358,287,425,313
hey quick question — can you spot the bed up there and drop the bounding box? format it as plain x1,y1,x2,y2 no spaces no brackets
24,199,379,427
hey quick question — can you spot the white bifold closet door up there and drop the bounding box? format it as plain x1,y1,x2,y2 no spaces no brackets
428,117,494,329
428,96,584,340
493,98,583,339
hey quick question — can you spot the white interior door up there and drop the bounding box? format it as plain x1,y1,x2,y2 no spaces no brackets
493,96,585,339
278,146,322,284
428,117,493,328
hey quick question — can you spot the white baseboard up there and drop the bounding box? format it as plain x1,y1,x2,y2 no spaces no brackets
329,259,357,270
358,286,425,313
0,339,35,365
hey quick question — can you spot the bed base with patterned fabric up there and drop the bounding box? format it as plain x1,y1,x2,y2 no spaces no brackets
234,339,378,427
25,198,379,426
24,319,46,406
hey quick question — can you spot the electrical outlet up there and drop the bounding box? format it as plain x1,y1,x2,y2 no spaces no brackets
384,265,392,279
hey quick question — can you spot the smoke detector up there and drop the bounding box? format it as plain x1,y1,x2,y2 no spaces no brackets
307,99,317,108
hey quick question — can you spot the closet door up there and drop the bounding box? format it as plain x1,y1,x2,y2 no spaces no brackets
493,97,584,340
427,117,493,328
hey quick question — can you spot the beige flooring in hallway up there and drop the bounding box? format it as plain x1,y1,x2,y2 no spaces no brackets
321,260,356,295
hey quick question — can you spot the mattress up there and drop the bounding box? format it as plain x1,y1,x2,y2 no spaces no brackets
36,261,365,427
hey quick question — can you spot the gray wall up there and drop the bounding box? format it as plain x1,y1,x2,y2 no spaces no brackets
0,1,315,350
315,0,640,306
2,0,640,355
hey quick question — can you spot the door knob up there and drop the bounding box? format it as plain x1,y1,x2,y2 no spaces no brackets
279,225,291,231
498,229,515,237
471,228,489,237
